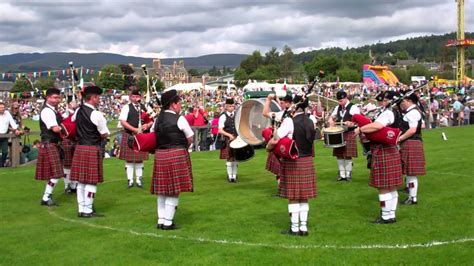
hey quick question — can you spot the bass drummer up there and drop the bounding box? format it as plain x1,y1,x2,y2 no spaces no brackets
328,90,360,181
218,98,239,183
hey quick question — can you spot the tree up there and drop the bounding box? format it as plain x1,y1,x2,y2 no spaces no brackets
119,64,136,89
97,64,124,90
233,68,248,81
11,78,32,92
280,45,295,78
394,50,409,60
138,77,165,93
304,55,341,81
187,68,200,76
392,68,410,84
35,78,56,91
249,65,280,81
240,50,263,75
408,64,431,79
336,67,360,82
265,47,280,65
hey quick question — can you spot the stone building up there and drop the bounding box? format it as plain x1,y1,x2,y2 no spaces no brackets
153,59,189,88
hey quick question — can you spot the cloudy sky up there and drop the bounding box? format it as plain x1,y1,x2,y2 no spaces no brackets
1,0,473,58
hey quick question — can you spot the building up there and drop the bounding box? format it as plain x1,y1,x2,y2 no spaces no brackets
153,59,189,89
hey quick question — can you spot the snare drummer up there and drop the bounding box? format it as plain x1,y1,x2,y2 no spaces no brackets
328,90,360,181
218,98,238,182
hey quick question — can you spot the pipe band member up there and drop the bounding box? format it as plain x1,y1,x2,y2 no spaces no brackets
218,98,238,183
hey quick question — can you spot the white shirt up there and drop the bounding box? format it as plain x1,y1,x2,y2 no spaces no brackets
218,111,235,129
375,109,394,127
118,103,141,122
331,102,360,118
403,105,422,128
268,110,286,123
0,110,18,133
40,103,59,130
72,103,110,135
275,112,306,139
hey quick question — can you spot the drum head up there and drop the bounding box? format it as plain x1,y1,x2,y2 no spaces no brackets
229,136,248,149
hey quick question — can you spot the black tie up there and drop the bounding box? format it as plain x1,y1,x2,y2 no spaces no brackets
230,113,233,118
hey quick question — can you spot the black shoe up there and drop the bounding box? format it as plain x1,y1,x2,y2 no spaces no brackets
281,228,300,236
64,187,73,194
161,223,177,230
157,224,163,229
79,212,104,218
336,176,347,181
137,183,143,188
128,182,134,188
40,198,57,207
299,230,309,236
402,197,417,205
70,188,77,194
372,217,396,224
347,173,352,181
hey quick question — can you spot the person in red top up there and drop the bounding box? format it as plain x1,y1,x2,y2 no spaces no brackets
184,107,195,127
193,101,209,151
210,111,220,150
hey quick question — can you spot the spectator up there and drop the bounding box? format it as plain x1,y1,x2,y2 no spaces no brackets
452,96,463,126
430,97,439,128
210,111,220,151
193,101,209,151
0,102,19,167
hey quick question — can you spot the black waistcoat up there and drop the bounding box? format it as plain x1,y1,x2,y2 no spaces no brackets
155,111,188,149
223,112,237,137
125,103,144,134
335,103,354,122
39,105,62,143
76,105,102,146
400,108,422,141
293,113,315,158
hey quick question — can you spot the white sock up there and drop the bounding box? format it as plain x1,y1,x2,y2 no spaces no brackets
337,159,346,178
42,178,59,201
389,191,398,219
157,196,166,225
288,203,300,232
70,181,78,189
63,168,71,189
84,184,97,214
406,176,418,201
232,162,238,180
299,203,309,232
226,162,232,179
76,183,86,213
164,197,179,226
378,192,392,220
135,163,144,185
345,160,353,179
125,163,134,184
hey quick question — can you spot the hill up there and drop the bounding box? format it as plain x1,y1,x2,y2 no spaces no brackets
0,53,248,72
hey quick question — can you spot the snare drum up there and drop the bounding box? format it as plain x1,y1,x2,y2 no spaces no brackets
229,136,255,162
322,126,346,148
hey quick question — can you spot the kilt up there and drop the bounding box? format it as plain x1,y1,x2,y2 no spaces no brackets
278,156,317,200
35,142,64,180
151,148,193,196
369,144,403,189
219,138,235,161
333,130,358,158
400,140,426,176
118,132,149,163
62,138,76,168
70,145,103,184
265,152,281,176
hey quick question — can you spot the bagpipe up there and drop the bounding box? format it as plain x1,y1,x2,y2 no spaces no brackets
351,114,401,145
262,71,325,160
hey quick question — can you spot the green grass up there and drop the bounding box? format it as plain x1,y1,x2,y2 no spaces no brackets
1,126,473,265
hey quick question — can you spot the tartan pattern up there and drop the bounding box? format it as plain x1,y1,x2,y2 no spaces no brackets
35,143,64,180
219,138,235,161
61,138,76,168
265,152,281,176
151,148,193,196
118,132,149,163
278,156,317,200
369,144,403,189
400,140,426,176
70,145,103,184
333,130,358,158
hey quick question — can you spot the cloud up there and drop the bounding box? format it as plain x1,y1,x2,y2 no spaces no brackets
0,0,472,57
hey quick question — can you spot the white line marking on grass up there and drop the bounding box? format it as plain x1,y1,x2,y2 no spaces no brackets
48,211,473,250
429,171,471,178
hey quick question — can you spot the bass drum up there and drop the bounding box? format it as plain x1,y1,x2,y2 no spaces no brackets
234,99,281,146
230,136,255,162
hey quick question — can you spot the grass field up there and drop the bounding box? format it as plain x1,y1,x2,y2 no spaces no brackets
1,125,473,265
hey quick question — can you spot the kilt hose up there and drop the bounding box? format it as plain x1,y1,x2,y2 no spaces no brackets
151,148,193,196
333,130,358,159
278,156,317,200
35,142,64,180
70,145,103,185
219,138,236,161
62,138,76,169
265,151,281,176
118,132,149,163
369,144,403,189
400,139,426,176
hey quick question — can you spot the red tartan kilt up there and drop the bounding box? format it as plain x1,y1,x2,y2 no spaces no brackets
219,138,235,161
265,152,281,176
369,144,403,189
62,138,76,168
35,143,64,180
118,132,149,162
400,140,426,176
70,145,103,184
279,156,317,200
333,130,358,158
151,148,193,196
